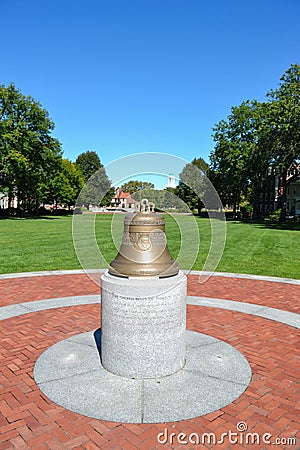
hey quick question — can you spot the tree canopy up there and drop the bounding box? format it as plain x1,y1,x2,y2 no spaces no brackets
43,158,85,208
209,63,300,217
74,150,114,207
0,83,62,213
75,151,103,182
121,180,155,193
0,85,109,214
77,166,113,207
175,157,209,213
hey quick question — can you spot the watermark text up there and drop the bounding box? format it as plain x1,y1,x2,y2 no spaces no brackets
157,422,297,446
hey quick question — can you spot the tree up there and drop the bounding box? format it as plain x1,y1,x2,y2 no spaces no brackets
191,157,209,174
267,64,300,168
121,180,154,193
75,151,102,182
41,159,85,208
77,166,113,207
130,187,188,212
75,152,114,208
175,157,209,213
210,101,272,216
0,83,62,213
266,64,300,216
209,64,300,218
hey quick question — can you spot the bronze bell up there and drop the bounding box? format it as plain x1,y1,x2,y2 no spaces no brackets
109,199,179,278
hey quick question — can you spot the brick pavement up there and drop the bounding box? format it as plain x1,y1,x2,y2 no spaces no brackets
0,272,299,449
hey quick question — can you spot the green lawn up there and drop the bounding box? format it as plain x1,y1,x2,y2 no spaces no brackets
0,215,299,279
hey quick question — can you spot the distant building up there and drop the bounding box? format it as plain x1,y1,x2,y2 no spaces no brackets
0,193,17,209
286,162,300,216
110,188,136,210
167,174,176,188
258,177,276,215
258,161,300,216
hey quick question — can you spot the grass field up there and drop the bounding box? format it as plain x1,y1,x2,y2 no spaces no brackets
0,214,299,279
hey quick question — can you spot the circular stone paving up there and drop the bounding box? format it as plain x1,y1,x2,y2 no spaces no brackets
34,329,251,423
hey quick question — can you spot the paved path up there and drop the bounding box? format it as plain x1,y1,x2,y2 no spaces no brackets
0,271,299,449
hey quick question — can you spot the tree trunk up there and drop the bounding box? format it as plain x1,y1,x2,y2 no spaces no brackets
34,196,39,215
8,191,14,216
252,185,261,219
278,175,287,222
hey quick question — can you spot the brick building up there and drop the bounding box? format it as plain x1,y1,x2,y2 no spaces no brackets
110,188,136,211
258,161,300,217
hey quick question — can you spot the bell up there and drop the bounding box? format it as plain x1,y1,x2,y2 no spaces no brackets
109,199,179,278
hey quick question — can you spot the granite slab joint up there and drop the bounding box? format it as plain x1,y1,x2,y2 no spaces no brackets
34,330,252,423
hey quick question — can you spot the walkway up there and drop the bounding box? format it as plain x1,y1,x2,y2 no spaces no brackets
0,271,299,449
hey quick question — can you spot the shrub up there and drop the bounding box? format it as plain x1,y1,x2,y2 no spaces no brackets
268,209,282,222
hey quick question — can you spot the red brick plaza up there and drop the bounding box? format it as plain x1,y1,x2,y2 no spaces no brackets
0,271,299,449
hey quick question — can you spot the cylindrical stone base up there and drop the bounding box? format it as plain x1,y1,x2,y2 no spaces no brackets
100,270,186,379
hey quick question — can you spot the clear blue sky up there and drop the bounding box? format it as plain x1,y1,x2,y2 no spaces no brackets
2,0,300,173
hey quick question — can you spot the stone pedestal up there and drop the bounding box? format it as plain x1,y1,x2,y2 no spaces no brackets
101,270,186,379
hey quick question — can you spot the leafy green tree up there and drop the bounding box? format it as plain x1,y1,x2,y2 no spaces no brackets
267,64,300,167
121,180,155,193
175,157,209,213
210,64,300,218
77,166,113,207
266,64,300,216
164,187,188,210
75,151,102,182
75,151,114,207
192,157,209,173
131,188,188,212
210,101,272,216
0,83,62,213
42,159,85,208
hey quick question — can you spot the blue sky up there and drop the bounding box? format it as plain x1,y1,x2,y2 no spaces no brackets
1,0,300,187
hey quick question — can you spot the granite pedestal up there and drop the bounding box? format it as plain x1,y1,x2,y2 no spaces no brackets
101,270,187,378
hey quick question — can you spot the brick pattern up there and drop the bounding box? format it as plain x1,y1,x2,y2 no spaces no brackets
1,273,299,313
188,275,300,313
0,275,299,449
0,274,99,306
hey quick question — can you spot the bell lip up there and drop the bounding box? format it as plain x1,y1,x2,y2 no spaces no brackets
108,261,179,279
